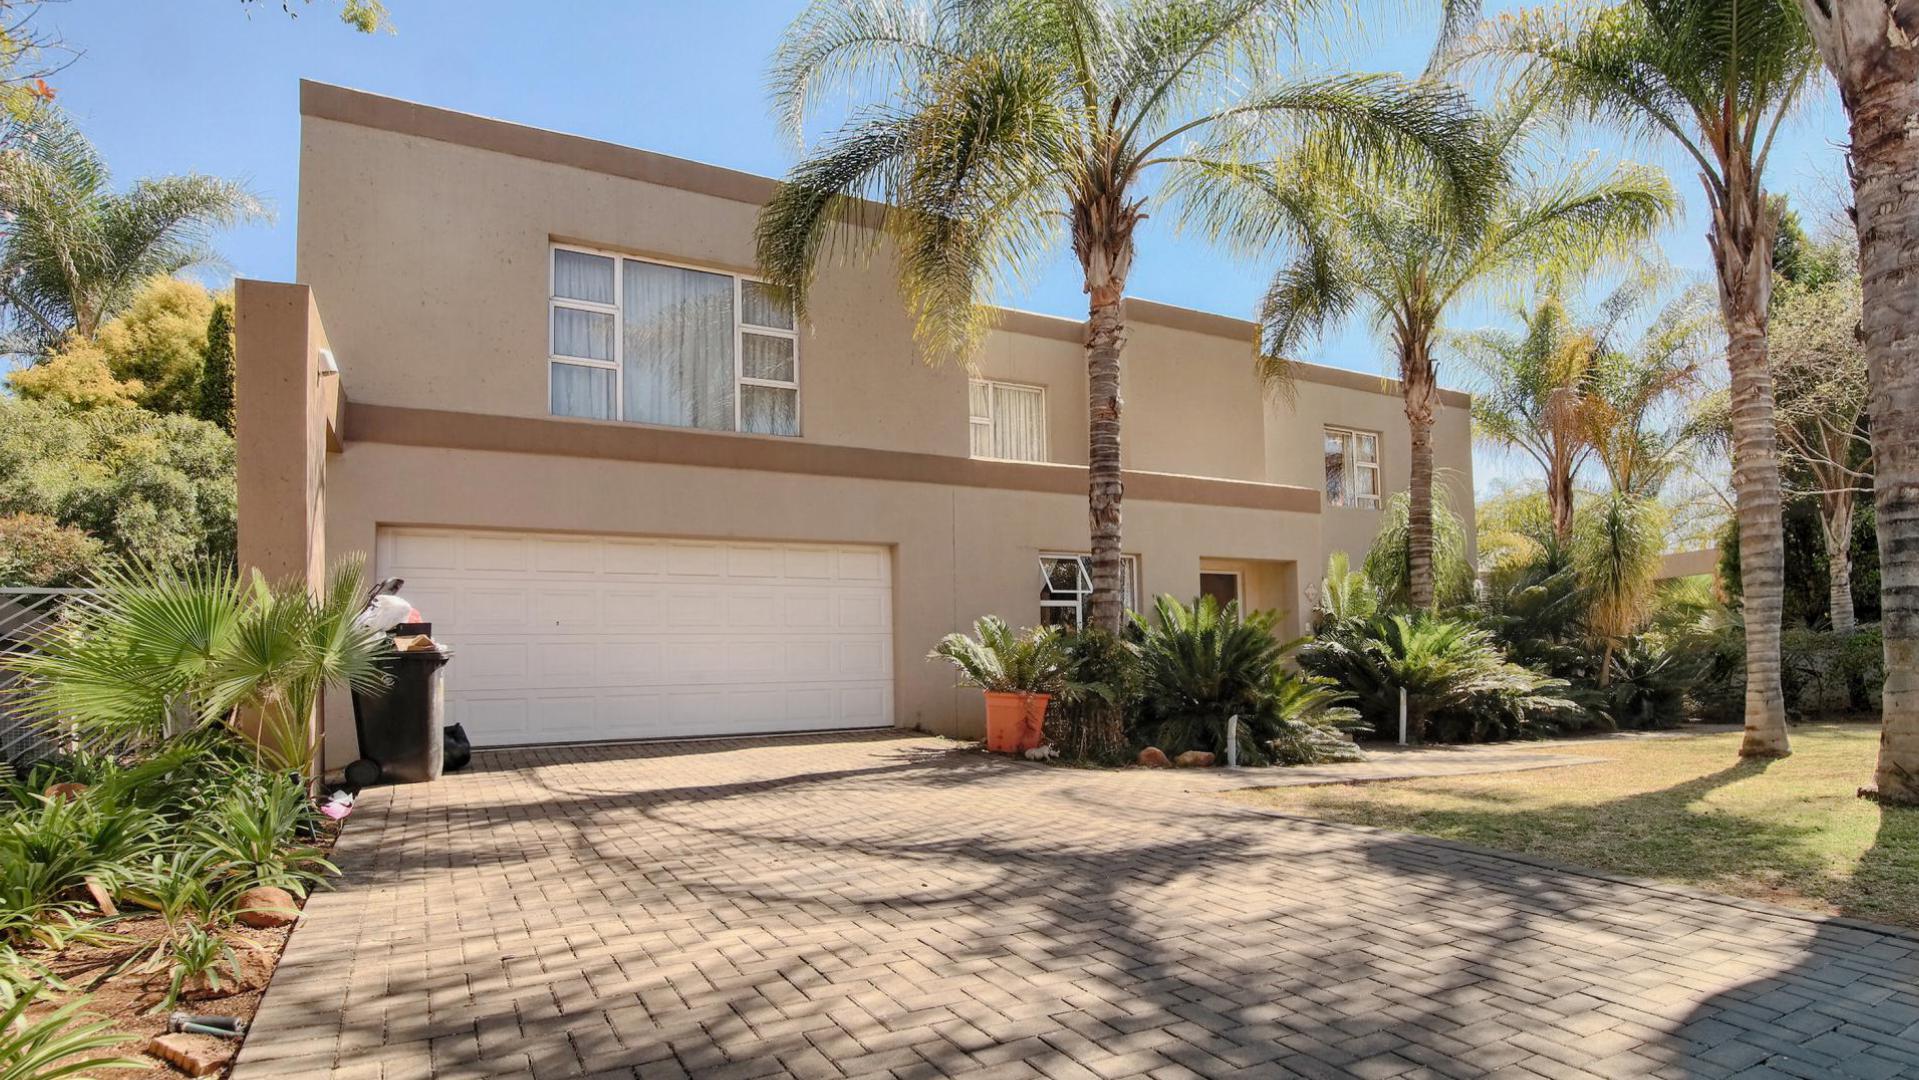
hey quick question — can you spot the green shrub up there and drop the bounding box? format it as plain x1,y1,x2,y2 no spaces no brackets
0,513,101,587
1258,667,1365,765
1781,624,1882,720
0,795,155,945
1299,615,1579,743
0,987,141,1077
152,922,241,1012
194,771,336,896
1602,638,1699,730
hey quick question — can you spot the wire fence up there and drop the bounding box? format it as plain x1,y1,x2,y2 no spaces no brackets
0,586,102,777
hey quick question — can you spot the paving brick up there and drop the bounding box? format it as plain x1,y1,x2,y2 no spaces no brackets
227,733,1919,1080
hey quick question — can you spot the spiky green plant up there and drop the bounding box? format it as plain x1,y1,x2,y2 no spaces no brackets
152,922,240,1013
5,556,391,777
1258,666,1365,765
758,0,1494,631
1573,491,1668,685
928,616,1069,694
1300,614,1578,742
0,987,141,1080
193,770,336,897
1314,550,1379,631
0,107,266,353
1131,594,1293,762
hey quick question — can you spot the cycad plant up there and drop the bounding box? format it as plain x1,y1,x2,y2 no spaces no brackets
5,556,391,778
928,616,1068,695
1314,550,1379,632
757,0,1491,631
1131,594,1290,762
1300,614,1578,742
1463,0,1819,758
1238,94,1674,608
0,107,265,352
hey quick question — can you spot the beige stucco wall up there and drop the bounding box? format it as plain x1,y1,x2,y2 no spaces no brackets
317,441,1322,762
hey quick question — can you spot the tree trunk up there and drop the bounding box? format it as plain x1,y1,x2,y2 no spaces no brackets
1798,0,1919,802
1072,189,1139,635
1822,488,1857,635
1401,336,1439,609
1706,177,1789,759
1547,461,1575,544
1085,286,1126,633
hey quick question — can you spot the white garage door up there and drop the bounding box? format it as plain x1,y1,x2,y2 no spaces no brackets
375,528,894,747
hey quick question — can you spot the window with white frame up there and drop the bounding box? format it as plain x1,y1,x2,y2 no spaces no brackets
969,379,1048,462
549,245,799,436
1323,426,1381,509
1038,553,1140,628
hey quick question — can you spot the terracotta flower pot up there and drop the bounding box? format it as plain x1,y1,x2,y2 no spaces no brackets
983,691,1029,753
983,691,1052,753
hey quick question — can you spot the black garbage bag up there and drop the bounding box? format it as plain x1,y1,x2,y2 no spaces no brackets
443,724,472,773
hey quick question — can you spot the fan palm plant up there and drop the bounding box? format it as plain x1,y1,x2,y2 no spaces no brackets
756,0,1494,633
1461,0,1820,759
0,107,265,353
3,556,390,778
1236,95,1674,608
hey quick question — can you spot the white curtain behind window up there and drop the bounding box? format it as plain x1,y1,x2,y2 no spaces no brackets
623,261,735,431
991,383,1045,461
551,364,614,420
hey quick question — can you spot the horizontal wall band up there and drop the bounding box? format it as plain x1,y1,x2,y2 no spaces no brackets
345,403,1322,515
301,81,1468,410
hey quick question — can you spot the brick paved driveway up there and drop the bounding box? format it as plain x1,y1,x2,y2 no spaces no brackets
235,733,1919,1080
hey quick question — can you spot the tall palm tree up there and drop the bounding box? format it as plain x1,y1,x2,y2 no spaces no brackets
1464,0,1820,758
1793,2,1918,801
755,0,1490,633
0,107,264,353
1240,98,1674,608
1576,289,1715,497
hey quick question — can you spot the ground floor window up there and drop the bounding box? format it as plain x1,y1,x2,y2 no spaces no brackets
1039,553,1140,628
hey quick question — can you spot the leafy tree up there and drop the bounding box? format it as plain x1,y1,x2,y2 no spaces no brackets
198,296,235,431
1246,97,1673,607
0,397,235,567
1795,0,1919,798
0,107,263,353
7,338,140,408
1469,0,1821,759
756,0,1491,637
240,0,392,33
1771,270,1869,633
92,276,220,413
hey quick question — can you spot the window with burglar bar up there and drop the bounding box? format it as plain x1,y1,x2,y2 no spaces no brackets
1038,553,1139,628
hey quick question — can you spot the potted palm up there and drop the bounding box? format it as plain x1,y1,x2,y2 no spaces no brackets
929,616,1068,753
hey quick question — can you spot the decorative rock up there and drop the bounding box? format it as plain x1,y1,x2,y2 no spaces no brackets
1137,747,1171,768
1174,751,1217,768
42,781,87,802
146,1033,234,1077
235,886,299,928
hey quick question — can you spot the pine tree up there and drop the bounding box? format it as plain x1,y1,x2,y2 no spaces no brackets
197,298,234,432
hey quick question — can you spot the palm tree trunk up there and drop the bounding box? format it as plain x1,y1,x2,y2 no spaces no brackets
1708,182,1790,759
1548,462,1575,544
1401,337,1438,609
1822,489,1857,635
1849,57,1919,802
1086,284,1126,633
1073,190,1139,635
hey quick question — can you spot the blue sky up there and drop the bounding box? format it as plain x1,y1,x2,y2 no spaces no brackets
47,1,1850,414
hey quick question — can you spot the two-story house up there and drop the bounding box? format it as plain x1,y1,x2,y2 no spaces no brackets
233,82,1475,764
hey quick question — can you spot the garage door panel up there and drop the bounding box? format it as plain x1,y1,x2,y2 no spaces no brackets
379,528,894,746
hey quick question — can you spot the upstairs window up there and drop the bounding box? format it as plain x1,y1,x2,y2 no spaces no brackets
1324,426,1381,509
969,379,1047,462
1038,553,1140,628
549,246,798,436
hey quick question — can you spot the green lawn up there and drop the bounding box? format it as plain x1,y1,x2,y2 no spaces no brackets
1226,725,1919,930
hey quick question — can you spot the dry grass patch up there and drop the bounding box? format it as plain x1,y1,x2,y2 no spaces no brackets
1226,724,1918,930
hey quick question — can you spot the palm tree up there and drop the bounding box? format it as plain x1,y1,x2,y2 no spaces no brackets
1574,489,1667,685
0,107,265,353
1793,1,1917,802
755,0,1490,633
1242,98,1674,607
1464,0,1820,759
1575,290,1715,497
